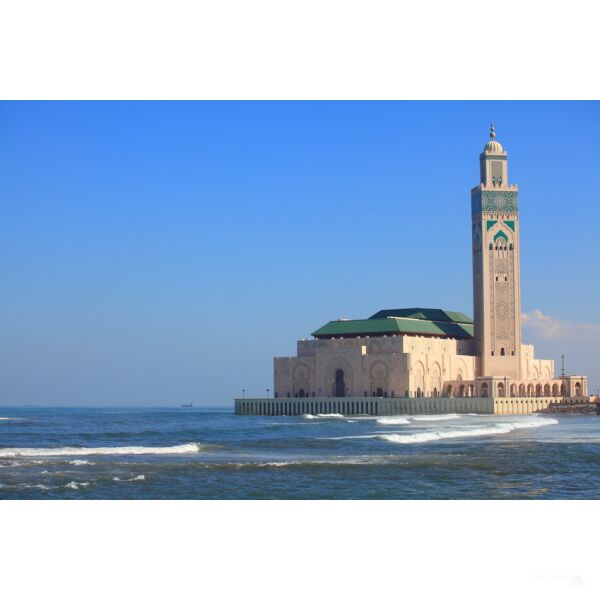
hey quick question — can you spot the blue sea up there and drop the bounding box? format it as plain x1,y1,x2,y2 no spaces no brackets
1,406,600,499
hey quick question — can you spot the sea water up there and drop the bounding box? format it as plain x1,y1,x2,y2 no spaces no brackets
1,406,600,499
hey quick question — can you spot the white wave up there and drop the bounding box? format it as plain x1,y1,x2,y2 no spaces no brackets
113,474,145,482
20,483,51,490
377,416,411,425
379,418,558,444
69,459,94,466
411,414,460,421
325,434,383,441
510,417,559,429
0,417,21,421
326,416,558,444
0,442,204,458
65,481,90,490
302,413,345,419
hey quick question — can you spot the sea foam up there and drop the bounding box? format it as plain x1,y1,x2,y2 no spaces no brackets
0,442,204,458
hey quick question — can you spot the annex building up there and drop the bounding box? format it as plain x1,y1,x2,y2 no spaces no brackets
236,126,589,416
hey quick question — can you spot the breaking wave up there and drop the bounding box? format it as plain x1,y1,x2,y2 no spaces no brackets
113,474,146,482
20,483,51,490
379,418,558,444
0,442,205,458
65,481,90,490
411,414,460,421
303,413,344,419
377,417,411,425
69,459,94,466
325,417,558,444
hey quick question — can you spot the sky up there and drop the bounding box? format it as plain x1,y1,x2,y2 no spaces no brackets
1,101,599,406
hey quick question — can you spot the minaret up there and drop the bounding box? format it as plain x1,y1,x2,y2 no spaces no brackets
471,124,522,380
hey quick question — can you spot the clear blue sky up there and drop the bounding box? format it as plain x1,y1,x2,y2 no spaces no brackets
1,101,599,405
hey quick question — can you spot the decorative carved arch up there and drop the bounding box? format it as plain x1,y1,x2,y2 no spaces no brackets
456,358,469,381
292,363,310,397
430,361,442,394
413,360,425,394
369,361,388,397
325,357,354,397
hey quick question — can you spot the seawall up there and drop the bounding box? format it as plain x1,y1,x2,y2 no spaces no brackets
234,396,494,416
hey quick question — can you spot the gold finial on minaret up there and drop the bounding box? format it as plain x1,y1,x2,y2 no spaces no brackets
490,121,496,140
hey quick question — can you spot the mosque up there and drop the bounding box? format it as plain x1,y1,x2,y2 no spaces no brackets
235,126,589,416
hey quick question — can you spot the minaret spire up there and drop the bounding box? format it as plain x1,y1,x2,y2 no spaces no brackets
490,121,496,140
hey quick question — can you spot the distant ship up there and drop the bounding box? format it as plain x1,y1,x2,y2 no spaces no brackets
181,403,193,408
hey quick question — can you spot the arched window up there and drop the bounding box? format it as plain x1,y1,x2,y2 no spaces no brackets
500,347,506,356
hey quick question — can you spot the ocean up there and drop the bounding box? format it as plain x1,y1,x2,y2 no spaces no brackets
1,406,600,499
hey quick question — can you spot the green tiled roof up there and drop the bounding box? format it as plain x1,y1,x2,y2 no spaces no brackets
311,308,474,340
368,308,473,325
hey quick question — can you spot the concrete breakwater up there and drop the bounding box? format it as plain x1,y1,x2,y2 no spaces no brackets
235,396,494,416
537,401,599,415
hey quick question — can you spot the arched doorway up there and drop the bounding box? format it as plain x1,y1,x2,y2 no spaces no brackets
335,369,346,397
575,382,582,396
375,387,384,397
481,383,489,397
298,388,306,398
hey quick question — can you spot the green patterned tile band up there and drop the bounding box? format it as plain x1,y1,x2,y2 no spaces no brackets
471,190,518,214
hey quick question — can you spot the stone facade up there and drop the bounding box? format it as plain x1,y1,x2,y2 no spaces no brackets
275,335,475,399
